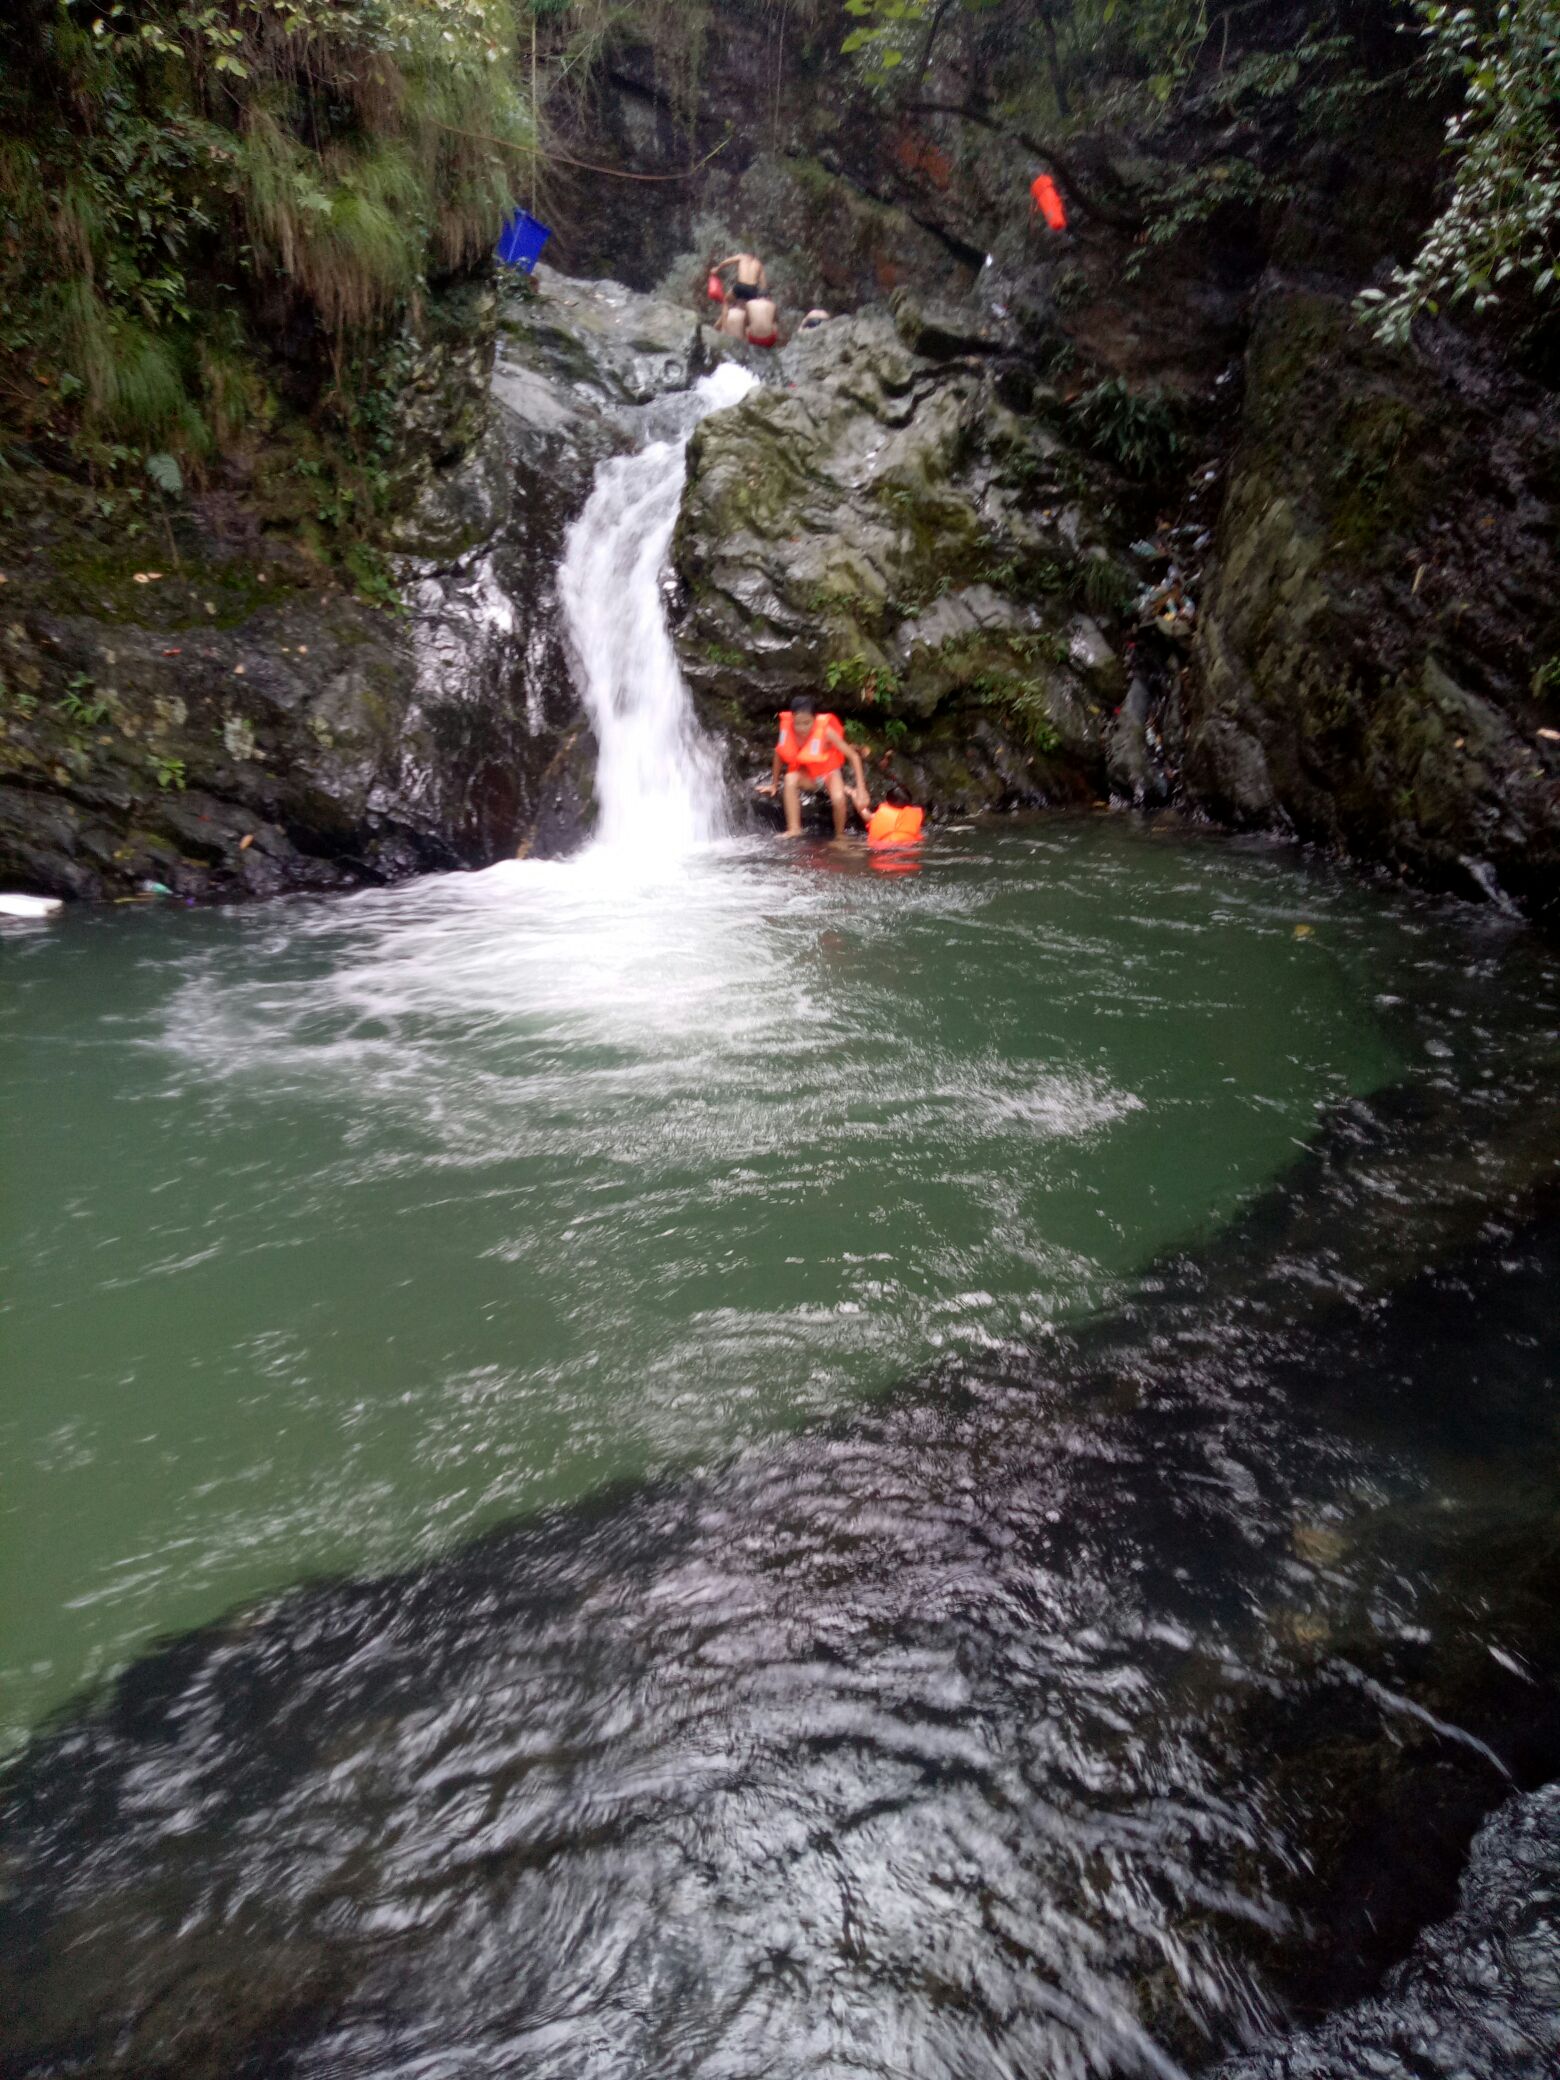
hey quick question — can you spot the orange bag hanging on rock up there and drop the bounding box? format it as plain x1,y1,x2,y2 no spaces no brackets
1030,174,1068,231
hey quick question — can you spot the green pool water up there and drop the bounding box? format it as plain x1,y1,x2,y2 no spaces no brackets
0,818,1406,1744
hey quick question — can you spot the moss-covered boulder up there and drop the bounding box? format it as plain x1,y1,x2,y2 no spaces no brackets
671,300,1142,811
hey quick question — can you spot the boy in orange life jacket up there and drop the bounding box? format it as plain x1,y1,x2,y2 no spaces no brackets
757,698,870,837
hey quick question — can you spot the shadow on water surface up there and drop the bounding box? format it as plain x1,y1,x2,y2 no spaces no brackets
3,899,1560,2080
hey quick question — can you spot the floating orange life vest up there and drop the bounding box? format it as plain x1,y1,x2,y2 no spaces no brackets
1030,174,1068,231
867,802,925,845
777,710,846,779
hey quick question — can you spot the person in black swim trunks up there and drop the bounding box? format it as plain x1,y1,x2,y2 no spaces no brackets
715,251,768,307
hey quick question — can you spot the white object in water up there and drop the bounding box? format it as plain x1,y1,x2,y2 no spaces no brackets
0,893,63,919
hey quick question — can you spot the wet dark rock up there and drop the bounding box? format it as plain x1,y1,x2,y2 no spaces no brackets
1187,288,1560,923
505,265,713,408
1209,1783,1560,2080
671,301,1138,812
1106,674,1168,807
0,580,455,904
889,286,1019,362
0,272,711,902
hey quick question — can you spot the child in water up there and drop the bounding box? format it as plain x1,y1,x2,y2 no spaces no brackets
866,783,925,845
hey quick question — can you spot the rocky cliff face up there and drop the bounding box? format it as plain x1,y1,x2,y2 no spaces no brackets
5,2,1558,919
1187,283,1560,918
671,294,1134,814
544,0,1560,922
0,272,712,902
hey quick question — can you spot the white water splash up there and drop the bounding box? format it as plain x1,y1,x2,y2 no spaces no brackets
559,361,756,856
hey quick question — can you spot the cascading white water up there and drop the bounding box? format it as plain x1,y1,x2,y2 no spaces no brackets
558,362,756,855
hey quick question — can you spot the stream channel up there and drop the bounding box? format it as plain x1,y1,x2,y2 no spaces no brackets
2,367,1558,2078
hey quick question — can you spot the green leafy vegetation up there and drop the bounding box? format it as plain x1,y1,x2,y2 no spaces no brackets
972,673,1061,753
825,651,900,704
1077,553,1138,621
837,0,1555,320
1325,394,1427,554
838,0,1359,126
1123,157,1283,277
811,582,872,616
0,0,531,511
342,540,405,614
1358,1,1560,344
145,452,184,497
1072,377,1183,481
938,625,1069,671
57,679,111,726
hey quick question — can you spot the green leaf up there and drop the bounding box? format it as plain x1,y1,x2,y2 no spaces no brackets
145,452,183,496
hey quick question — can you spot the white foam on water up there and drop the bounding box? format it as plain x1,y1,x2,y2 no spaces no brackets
559,360,756,858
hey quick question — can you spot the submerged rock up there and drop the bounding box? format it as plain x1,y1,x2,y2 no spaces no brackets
4,1041,1559,2079
1210,1783,1560,2080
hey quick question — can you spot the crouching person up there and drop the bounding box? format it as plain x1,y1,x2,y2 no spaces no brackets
758,699,870,837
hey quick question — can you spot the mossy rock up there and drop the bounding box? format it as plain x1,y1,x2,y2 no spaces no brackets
1188,287,1560,919
674,303,1127,817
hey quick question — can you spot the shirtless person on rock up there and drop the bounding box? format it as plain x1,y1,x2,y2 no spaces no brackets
714,251,778,344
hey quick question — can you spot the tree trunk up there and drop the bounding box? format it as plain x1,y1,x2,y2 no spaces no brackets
1040,4,1071,118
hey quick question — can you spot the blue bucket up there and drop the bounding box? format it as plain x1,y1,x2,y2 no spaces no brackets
497,210,551,274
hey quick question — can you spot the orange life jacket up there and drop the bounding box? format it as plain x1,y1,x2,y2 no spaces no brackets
777,710,846,779
1030,174,1067,231
867,802,925,845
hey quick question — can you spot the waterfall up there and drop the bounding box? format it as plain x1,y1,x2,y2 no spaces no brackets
558,362,756,855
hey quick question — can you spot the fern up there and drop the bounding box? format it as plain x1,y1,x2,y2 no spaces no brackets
145,452,184,496
1073,378,1185,483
